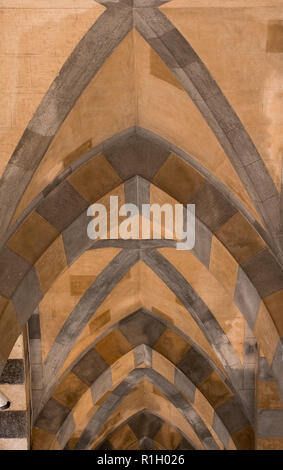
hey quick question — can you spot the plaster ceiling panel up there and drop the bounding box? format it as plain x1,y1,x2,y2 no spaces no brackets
0,1,105,178
12,31,136,222
161,5,283,192
134,31,261,222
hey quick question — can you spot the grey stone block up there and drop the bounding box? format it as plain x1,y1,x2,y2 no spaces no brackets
183,407,218,449
189,182,237,232
140,437,153,450
36,397,69,434
244,336,257,365
234,267,261,329
271,338,283,402
91,368,112,404
119,310,166,347
12,268,43,326
239,389,256,424
226,127,260,168
212,412,230,448
151,19,198,67
174,368,196,402
125,176,150,211
245,159,278,201
73,348,108,387
75,425,100,450
259,357,274,382
62,210,93,265
206,92,240,133
0,410,27,438
100,391,123,411
112,378,137,398
0,359,25,385
0,246,31,298
191,217,212,268
243,248,283,298
28,314,41,340
184,60,219,102
176,438,195,450
104,133,169,181
31,364,43,390
56,412,75,448
258,410,283,438
37,181,88,232
243,364,255,391
134,344,152,368
29,339,42,365
129,410,162,439
215,397,249,434
178,348,212,386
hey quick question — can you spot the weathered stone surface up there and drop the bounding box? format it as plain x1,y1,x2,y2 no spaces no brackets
0,359,25,385
36,181,88,232
234,268,261,329
0,411,27,438
119,310,166,347
36,398,69,435
73,348,108,387
12,268,43,326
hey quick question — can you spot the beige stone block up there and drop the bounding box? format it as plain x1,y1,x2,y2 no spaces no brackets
155,422,182,449
209,236,239,297
154,327,191,365
232,426,255,450
9,333,24,360
152,350,175,384
35,236,67,295
216,212,265,265
258,381,282,410
68,153,121,204
89,310,111,334
32,427,55,450
199,371,233,409
153,152,205,204
254,302,279,365
0,384,26,411
53,371,88,409
264,290,283,337
0,303,22,361
193,388,214,427
96,329,132,365
257,438,283,450
0,438,28,450
69,275,95,297
111,351,135,386
7,211,58,264
72,388,95,429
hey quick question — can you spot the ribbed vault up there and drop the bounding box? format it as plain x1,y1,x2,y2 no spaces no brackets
0,0,283,451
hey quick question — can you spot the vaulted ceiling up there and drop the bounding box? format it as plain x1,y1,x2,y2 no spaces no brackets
0,0,283,450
